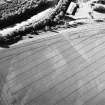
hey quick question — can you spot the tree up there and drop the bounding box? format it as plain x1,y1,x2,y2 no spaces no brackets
0,0,72,45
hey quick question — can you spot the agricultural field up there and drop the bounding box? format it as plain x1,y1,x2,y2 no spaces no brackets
1,0,105,105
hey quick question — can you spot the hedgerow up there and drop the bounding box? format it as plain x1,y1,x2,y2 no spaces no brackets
0,0,55,29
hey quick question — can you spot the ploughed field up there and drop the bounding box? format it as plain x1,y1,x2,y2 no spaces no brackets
1,2,105,105
0,22,105,105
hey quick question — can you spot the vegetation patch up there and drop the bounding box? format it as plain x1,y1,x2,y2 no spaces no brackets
93,4,105,13
0,0,55,29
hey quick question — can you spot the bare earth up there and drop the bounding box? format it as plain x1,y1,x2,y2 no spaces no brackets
1,21,105,105
1,2,105,105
